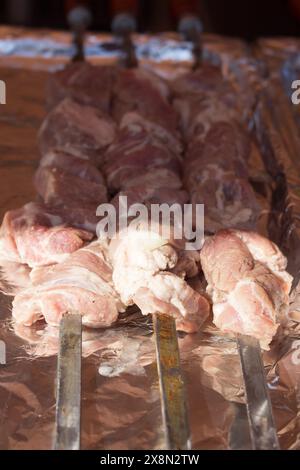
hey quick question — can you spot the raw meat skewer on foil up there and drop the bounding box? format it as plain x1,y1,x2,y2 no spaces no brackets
54,3,92,450
173,39,287,449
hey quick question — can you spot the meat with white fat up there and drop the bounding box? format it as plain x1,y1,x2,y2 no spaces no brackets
200,229,292,349
0,202,93,267
12,240,124,327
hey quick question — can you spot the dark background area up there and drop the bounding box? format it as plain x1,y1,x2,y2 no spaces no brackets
0,0,299,39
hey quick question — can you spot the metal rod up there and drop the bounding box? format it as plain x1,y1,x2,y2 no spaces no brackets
54,314,82,450
111,12,137,68
178,15,203,68
153,314,191,450
237,334,280,450
67,6,92,62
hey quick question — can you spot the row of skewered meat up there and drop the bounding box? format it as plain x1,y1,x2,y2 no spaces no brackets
0,61,294,349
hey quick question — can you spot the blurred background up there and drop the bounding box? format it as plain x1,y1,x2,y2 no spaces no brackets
0,0,300,39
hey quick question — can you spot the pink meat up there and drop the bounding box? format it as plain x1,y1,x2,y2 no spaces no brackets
39,150,105,184
0,203,93,267
189,168,261,233
47,62,114,112
111,186,189,208
34,166,107,207
200,229,293,349
12,241,124,327
112,68,178,134
38,98,116,165
104,135,181,192
119,169,183,190
109,223,210,333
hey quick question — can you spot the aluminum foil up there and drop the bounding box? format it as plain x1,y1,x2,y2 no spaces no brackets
0,27,299,450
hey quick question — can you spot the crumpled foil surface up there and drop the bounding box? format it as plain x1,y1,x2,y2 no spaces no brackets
0,27,299,450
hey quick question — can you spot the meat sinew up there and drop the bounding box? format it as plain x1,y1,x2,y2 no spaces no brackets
200,229,292,349
12,240,124,327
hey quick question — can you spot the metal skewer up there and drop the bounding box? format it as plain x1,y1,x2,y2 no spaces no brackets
54,314,82,450
67,4,92,62
237,335,280,450
178,15,203,69
153,314,191,450
111,12,138,68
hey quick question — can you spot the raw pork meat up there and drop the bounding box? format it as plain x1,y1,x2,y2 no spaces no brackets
200,229,293,349
0,202,93,267
39,150,106,184
109,223,210,333
112,69,178,134
47,62,114,112
38,98,116,164
34,166,107,207
12,240,124,327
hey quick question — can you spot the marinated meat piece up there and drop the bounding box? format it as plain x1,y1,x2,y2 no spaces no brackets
34,166,107,207
38,98,116,164
189,168,261,233
200,229,293,349
185,122,250,177
120,169,183,190
174,96,240,141
111,186,189,209
12,241,124,327
171,65,228,97
172,65,241,140
104,132,182,192
0,260,32,295
0,202,93,267
112,69,178,134
109,223,210,333
120,112,182,155
47,62,114,112
39,150,105,184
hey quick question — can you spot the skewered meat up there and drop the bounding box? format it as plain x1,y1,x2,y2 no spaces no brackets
118,169,183,191
173,66,264,233
112,68,178,134
109,223,210,333
12,240,124,327
34,166,107,207
184,122,250,178
103,112,182,192
190,168,261,233
172,66,241,140
200,229,292,349
111,186,189,208
104,145,182,194
120,111,182,154
38,98,116,164
47,62,114,112
0,202,93,267
39,150,106,184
